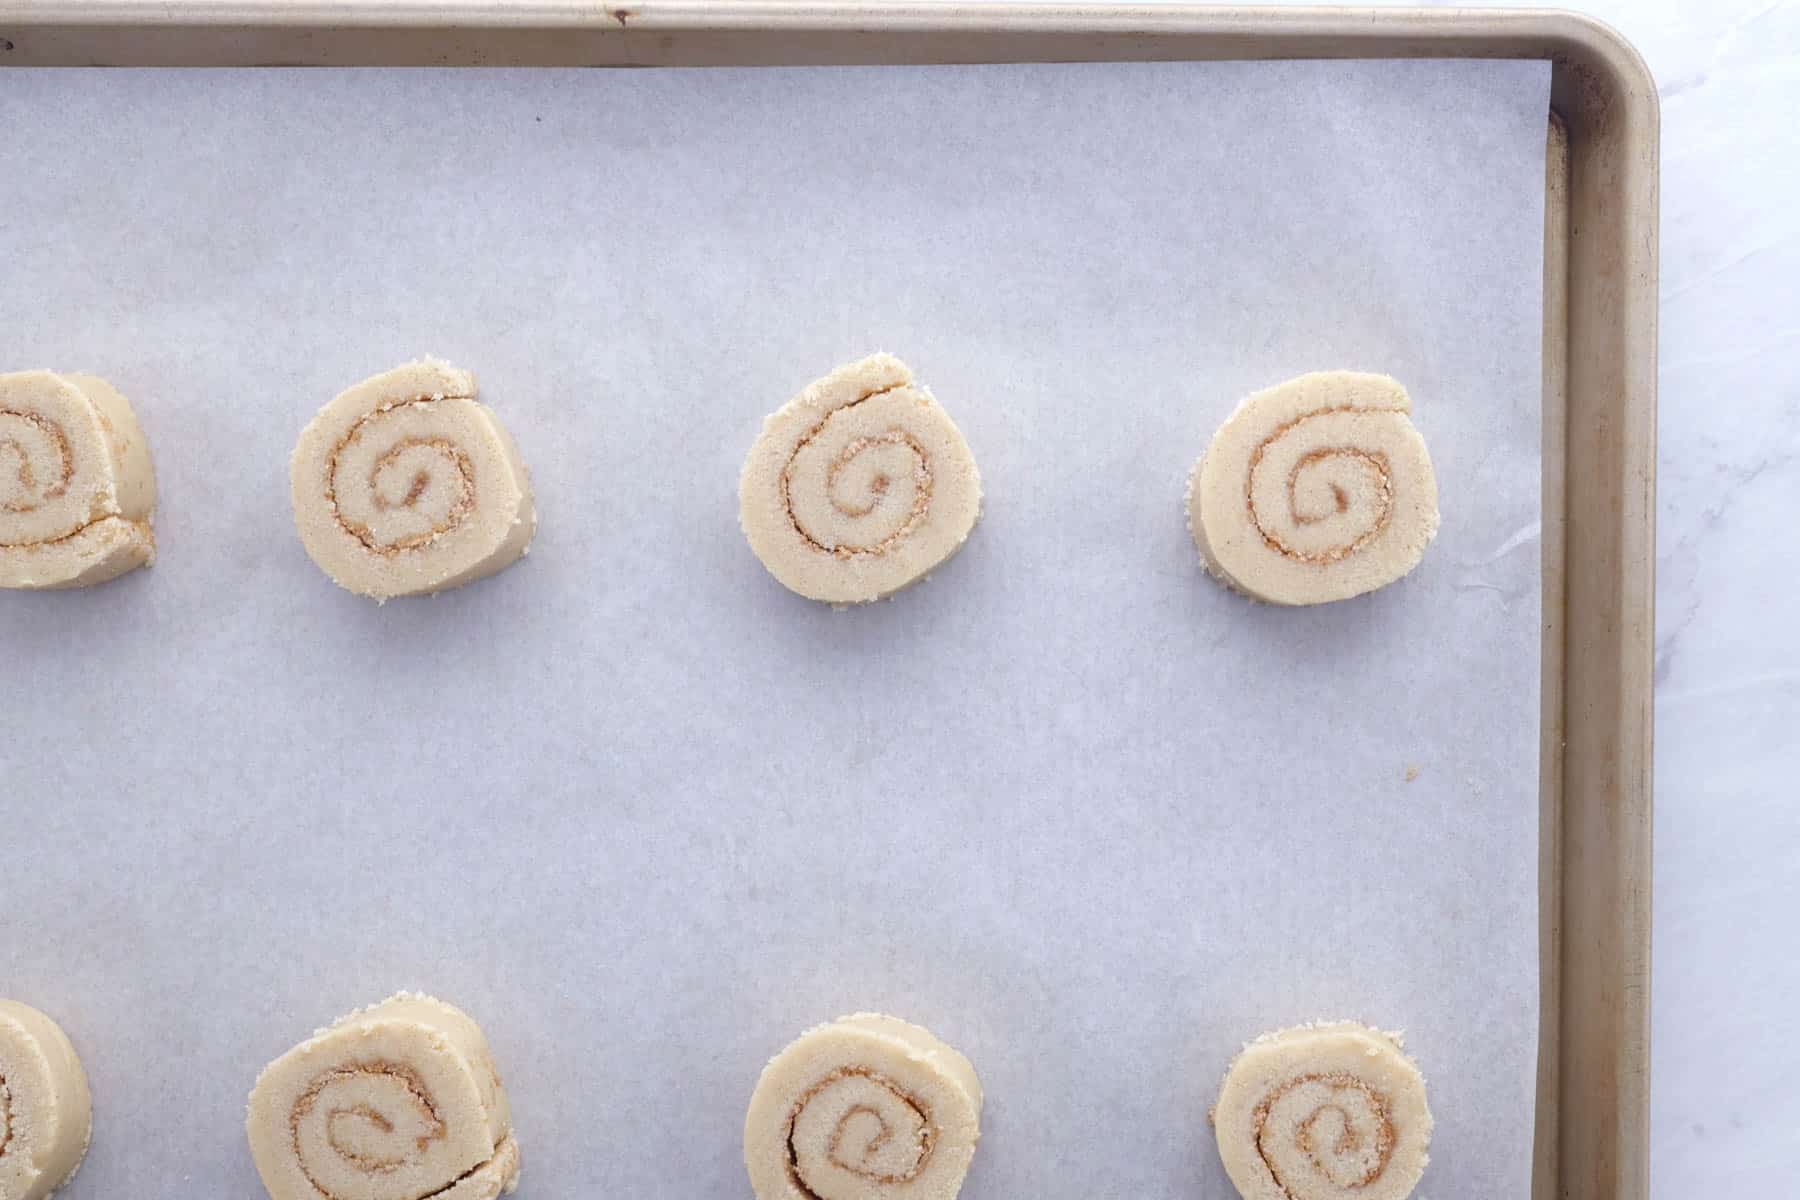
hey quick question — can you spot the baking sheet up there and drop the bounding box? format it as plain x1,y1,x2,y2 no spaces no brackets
0,59,1548,1197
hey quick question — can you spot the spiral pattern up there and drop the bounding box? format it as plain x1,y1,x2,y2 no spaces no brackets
1255,1073,1395,1193
1213,1023,1432,1200
329,420,477,553
746,1014,983,1200
291,360,535,599
741,354,982,604
0,1000,93,1200
0,371,157,590
1248,417,1395,565
786,425,933,558
291,1063,450,1197
248,993,520,1200
0,410,74,517
1188,372,1438,605
790,1068,936,1192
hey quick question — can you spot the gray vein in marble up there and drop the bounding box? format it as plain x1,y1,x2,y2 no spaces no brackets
1662,238,1793,302
1658,672,1800,706
1661,326,1800,373
1654,453,1791,684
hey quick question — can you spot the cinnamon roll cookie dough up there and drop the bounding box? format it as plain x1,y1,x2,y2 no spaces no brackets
0,1000,93,1200
246,992,520,1200
1212,1022,1433,1200
745,1013,983,1200
0,370,156,589
1188,372,1438,605
290,360,535,599
740,354,982,604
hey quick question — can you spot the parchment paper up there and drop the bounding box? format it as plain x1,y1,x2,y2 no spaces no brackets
0,60,1548,1198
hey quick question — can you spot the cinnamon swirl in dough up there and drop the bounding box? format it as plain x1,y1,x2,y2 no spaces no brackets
1213,1022,1432,1200
740,355,981,604
1188,372,1438,605
290,360,535,599
246,992,520,1200
0,370,156,589
745,1013,983,1200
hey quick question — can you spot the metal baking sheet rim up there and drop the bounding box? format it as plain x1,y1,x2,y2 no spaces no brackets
0,6,1658,1200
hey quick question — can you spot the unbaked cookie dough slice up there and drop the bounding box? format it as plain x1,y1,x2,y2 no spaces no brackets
1,370,156,589
740,354,982,604
246,992,520,1200
1212,1022,1433,1200
0,999,93,1200
745,1013,983,1200
291,360,535,599
1188,372,1438,605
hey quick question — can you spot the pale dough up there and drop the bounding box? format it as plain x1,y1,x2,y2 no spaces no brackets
290,360,535,599
0,370,156,589
1188,372,1438,605
745,1013,983,1200
246,992,520,1200
0,1000,93,1200
739,354,982,604
1212,1022,1433,1200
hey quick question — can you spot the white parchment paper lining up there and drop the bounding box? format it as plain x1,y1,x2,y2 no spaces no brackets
0,59,1548,1198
